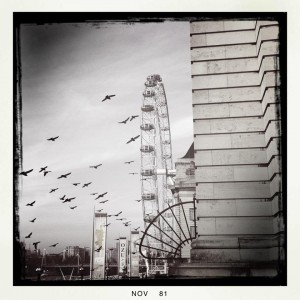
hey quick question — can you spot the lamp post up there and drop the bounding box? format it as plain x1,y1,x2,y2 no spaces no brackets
35,267,42,281
79,266,84,281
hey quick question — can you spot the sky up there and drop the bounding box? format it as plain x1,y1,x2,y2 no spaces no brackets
18,21,193,253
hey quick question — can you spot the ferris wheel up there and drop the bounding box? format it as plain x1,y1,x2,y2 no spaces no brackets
139,74,176,273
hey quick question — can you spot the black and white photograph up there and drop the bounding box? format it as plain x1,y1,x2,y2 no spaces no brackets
13,13,287,287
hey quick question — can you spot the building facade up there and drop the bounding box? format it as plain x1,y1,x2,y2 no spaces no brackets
189,19,284,277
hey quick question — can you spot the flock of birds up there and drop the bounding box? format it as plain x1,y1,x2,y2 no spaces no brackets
21,94,144,253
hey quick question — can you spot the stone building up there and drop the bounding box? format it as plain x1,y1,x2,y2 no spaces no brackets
187,19,284,277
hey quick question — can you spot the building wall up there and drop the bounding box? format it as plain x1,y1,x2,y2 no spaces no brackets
190,20,284,276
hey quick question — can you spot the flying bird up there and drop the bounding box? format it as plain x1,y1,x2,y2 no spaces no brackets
118,117,130,124
33,241,41,251
70,206,77,210
125,161,134,164
47,136,59,141
63,197,76,203
49,243,59,247
126,135,140,144
101,95,115,102
135,200,142,202
44,170,52,176
99,200,108,204
89,164,102,169
39,166,47,173
26,201,35,206
107,215,113,217
104,223,111,227
124,221,131,226
50,188,58,193
116,218,126,221
25,232,32,238
95,246,102,252
134,227,140,231
59,195,66,200
57,172,71,179
95,192,107,199
90,193,98,196
20,169,33,176
114,211,122,217
129,173,138,175
82,182,92,188
115,238,120,241
96,209,103,212
29,218,36,223
130,115,139,121
73,183,80,186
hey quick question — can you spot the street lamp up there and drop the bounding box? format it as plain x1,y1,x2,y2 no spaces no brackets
79,266,84,280
35,267,42,281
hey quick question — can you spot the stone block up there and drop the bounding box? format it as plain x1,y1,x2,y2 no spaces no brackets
206,30,256,46
240,248,277,262
226,57,258,73
193,103,230,119
196,183,214,199
194,134,231,149
191,249,240,262
190,34,207,47
230,133,266,148
261,87,278,111
193,119,211,134
223,20,256,31
233,165,269,181
215,217,274,234
212,182,270,198
194,150,212,165
227,72,259,87
268,156,281,177
197,200,237,216
225,44,256,59
207,60,227,74
265,120,281,144
208,86,261,103
258,41,279,62
197,218,216,234
191,61,208,75
208,148,267,165
192,236,239,248
191,46,226,61
235,199,272,216
209,118,264,134
192,74,228,89
261,71,280,89
269,174,282,196
266,138,280,161
196,166,234,182
190,21,224,34
192,90,209,104
228,102,262,117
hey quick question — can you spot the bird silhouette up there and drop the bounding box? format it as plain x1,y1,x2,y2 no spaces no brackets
125,161,134,164
73,183,80,186
25,232,32,238
107,215,112,217
124,221,131,226
129,173,138,175
20,169,33,176
90,193,98,196
49,243,59,247
96,209,103,212
134,227,140,231
26,201,35,206
59,195,66,200
104,223,111,227
63,197,75,203
57,172,71,179
101,95,115,102
89,164,102,169
130,115,139,121
95,192,108,200
95,246,102,252
33,241,41,251
44,170,52,176
99,200,108,204
82,182,92,188
29,218,36,223
70,206,77,210
115,238,120,241
126,135,140,144
39,166,47,173
116,218,126,221
118,117,130,124
135,200,142,202
114,211,122,217
50,188,58,193
47,136,59,141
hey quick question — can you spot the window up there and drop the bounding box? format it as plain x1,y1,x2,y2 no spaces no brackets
189,208,195,221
